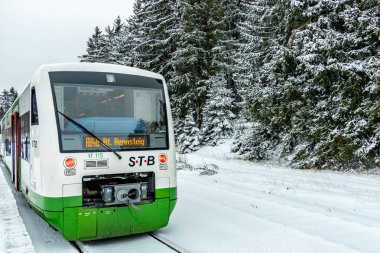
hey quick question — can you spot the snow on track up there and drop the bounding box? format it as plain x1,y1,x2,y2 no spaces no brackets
0,163,35,253
77,233,179,253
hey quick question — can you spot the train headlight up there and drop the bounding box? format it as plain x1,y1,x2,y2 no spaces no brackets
101,186,115,203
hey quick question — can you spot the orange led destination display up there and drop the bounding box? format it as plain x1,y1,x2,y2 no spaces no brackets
84,136,146,148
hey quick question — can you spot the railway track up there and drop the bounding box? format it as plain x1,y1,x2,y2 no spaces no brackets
71,232,187,253
70,241,83,253
148,232,187,253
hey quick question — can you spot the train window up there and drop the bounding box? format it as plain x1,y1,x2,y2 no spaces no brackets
2,114,11,156
1,123,3,156
5,128,11,156
50,71,169,152
20,112,30,161
31,87,39,125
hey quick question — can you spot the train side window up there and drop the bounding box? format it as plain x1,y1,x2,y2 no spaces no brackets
20,112,30,161
31,87,39,125
5,128,11,156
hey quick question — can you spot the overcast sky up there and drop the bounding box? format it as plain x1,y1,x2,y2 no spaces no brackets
0,0,135,93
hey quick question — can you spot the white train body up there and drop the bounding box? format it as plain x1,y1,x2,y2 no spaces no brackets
0,63,177,240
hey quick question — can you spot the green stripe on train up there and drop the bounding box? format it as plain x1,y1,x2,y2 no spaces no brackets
27,187,177,211
30,198,177,241
28,187,177,241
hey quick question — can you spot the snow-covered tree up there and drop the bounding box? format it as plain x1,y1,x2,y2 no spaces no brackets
233,0,293,160
176,114,202,153
0,87,18,118
103,16,132,65
287,0,380,170
79,26,108,63
80,17,134,65
129,0,180,78
171,0,239,149
79,0,380,170
202,76,236,146
234,0,380,170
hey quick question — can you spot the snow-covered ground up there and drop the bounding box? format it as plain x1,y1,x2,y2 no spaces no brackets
2,141,380,253
156,141,380,253
0,162,34,253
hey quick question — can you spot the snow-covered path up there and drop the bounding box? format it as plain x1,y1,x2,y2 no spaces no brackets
0,163,75,253
0,162,34,253
2,141,380,253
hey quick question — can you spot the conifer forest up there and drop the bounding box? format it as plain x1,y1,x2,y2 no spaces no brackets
80,0,380,171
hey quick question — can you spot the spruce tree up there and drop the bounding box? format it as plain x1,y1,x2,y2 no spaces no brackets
287,0,380,170
0,87,18,118
170,0,216,150
234,0,380,170
78,0,380,169
104,16,132,65
128,0,180,77
233,0,293,160
80,26,108,63
201,75,236,146
171,0,240,149
176,114,201,153
201,0,240,145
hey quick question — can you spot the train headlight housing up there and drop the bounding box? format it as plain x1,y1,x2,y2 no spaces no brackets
101,186,115,203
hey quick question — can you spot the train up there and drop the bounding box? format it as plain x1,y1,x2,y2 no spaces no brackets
0,63,177,241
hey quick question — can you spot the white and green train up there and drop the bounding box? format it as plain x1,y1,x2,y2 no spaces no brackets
0,63,177,241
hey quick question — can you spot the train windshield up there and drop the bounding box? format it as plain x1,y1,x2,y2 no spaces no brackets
50,71,168,152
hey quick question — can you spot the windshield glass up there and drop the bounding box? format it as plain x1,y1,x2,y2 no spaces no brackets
50,71,168,152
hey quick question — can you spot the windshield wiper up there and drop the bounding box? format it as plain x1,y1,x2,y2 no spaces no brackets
57,111,122,160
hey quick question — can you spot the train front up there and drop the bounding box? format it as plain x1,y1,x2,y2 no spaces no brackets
45,68,176,240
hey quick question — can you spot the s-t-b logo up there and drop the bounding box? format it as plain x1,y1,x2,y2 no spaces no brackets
129,156,155,167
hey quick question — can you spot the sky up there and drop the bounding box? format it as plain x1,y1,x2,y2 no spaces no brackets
0,0,135,93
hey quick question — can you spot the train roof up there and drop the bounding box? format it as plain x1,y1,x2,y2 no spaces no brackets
1,63,166,122
32,62,165,84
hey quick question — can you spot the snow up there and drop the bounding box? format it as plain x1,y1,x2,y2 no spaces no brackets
0,164,34,253
78,234,182,253
0,163,75,253
157,141,380,253
2,141,380,252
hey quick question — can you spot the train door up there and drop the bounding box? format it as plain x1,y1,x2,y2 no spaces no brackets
11,112,21,191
